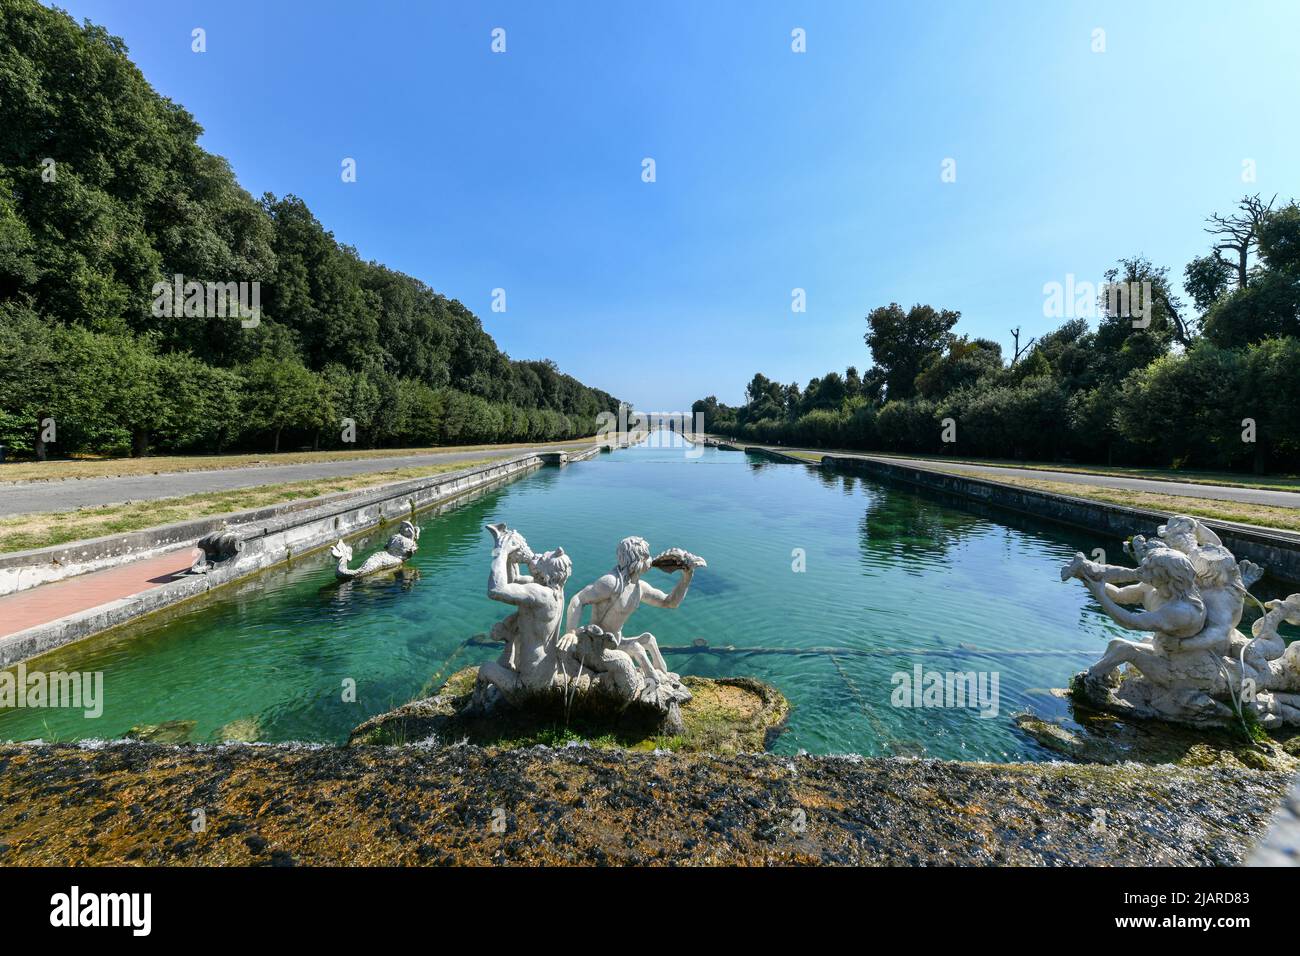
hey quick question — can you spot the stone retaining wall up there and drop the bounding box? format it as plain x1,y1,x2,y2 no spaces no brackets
0,451,580,666
0,741,1288,866
822,454,1300,584
743,446,809,464
1,487,384,598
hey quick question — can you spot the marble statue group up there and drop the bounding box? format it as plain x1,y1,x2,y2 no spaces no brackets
474,523,706,728
324,503,1298,737
1062,515,1300,728
322,516,704,726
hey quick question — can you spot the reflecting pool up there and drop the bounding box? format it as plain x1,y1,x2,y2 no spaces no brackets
4,437,1289,759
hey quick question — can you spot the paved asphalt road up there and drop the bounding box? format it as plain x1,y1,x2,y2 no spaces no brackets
857,454,1300,509
4,442,1297,517
0,444,591,517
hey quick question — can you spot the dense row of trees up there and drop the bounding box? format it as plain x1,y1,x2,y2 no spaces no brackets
696,196,1300,473
0,1,618,458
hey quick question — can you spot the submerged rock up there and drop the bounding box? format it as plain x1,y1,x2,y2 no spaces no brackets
1014,688,1299,772
213,717,262,743
125,720,196,744
347,666,789,754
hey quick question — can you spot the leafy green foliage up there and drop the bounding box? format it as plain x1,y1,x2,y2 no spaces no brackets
863,302,960,401
0,1,618,459
703,215,1300,472
1202,272,1300,349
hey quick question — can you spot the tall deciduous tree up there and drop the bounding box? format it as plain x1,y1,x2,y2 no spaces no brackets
0,1,620,459
863,303,960,401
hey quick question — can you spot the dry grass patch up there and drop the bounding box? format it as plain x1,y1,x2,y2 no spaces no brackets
963,472,1300,534
0,458,498,553
0,438,595,483
731,440,1300,492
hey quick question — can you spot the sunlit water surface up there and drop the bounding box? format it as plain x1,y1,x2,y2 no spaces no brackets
5,438,1291,759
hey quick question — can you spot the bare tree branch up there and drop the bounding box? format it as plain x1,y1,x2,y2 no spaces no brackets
1204,193,1276,289
1010,326,1036,366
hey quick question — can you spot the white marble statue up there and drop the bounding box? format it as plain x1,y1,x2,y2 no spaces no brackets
471,524,706,726
561,537,705,712
330,521,420,579
1245,595,1300,727
477,523,573,701
1062,514,1300,728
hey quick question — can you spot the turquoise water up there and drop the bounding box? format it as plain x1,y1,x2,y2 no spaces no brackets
2,438,1285,759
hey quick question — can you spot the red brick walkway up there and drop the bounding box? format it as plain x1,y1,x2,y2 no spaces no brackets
0,548,199,640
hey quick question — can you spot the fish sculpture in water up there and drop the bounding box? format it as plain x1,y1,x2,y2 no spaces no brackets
331,521,420,580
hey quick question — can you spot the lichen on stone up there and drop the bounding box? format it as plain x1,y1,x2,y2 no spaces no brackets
347,667,789,754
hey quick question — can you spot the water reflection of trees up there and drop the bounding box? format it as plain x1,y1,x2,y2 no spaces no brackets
858,484,983,572
815,469,858,495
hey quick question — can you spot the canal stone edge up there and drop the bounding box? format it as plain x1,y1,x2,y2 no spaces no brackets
0,446,614,667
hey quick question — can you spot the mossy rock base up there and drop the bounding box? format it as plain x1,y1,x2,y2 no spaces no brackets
125,719,196,744
212,717,262,743
348,667,789,753
1015,688,1300,772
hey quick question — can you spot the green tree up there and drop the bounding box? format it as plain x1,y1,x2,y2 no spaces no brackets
914,336,1003,398
0,302,57,457
1202,273,1300,349
864,303,960,401
1258,202,1300,274
1116,344,1246,470
875,399,939,453
241,357,333,452
0,1,620,461
1241,337,1300,472
152,354,244,453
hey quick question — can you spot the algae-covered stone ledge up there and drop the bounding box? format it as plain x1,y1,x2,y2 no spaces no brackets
0,741,1288,866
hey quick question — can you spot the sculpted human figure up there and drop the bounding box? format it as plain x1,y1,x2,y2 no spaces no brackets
1065,516,1259,605
564,536,700,699
1062,517,1260,665
1131,514,1264,589
1058,514,1300,727
1186,545,1251,656
476,524,572,703
1080,547,1207,686
1071,544,1246,658
1080,551,1237,724
468,526,707,725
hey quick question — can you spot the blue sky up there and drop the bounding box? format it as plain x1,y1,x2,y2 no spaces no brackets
50,0,1300,410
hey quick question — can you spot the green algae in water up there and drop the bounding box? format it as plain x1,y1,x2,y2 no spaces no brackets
3,437,1293,760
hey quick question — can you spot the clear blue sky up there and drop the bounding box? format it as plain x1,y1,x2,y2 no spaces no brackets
50,0,1300,410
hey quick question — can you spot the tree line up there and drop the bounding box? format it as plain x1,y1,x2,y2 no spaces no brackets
0,1,619,459
695,196,1300,473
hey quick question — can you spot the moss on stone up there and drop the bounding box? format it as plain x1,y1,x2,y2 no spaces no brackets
125,719,196,744
1014,690,1299,773
347,667,790,754
0,741,1288,866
